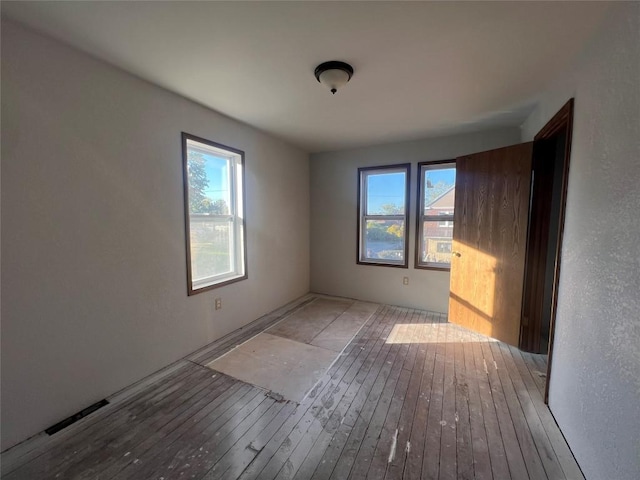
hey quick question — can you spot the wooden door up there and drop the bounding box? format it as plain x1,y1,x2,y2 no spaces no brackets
449,143,533,346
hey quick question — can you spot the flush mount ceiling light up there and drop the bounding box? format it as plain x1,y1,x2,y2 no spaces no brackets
314,61,354,94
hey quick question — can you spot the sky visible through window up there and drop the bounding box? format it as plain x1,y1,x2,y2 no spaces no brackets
367,172,405,214
425,168,455,187
367,168,455,213
202,153,230,204
424,168,456,206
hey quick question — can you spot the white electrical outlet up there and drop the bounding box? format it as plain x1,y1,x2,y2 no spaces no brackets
403,277,409,285
215,298,222,310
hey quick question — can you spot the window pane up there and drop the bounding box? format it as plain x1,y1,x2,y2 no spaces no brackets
420,220,453,265
363,219,405,262
423,167,456,215
190,217,232,281
366,171,406,215
187,145,231,215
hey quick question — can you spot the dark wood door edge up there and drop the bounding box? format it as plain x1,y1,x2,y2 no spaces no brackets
533,99,574,404
535,99,574,141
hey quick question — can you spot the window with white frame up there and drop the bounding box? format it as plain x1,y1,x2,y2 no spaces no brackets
416,161,456,270
357,164,410,267
182,133,247,294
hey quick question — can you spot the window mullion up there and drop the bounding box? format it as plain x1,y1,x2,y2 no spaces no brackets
423,215,454,222
364,215,405,222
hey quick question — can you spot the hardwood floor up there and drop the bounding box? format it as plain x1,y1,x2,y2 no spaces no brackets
1,296,583,479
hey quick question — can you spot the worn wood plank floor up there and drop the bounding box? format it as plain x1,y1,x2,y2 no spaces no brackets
1,298,583,480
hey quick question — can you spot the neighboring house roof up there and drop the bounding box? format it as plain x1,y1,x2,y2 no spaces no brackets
425,185,455,209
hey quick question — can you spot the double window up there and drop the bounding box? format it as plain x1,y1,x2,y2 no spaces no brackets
357,161,456,270
182,133,247,294
357,164,410,267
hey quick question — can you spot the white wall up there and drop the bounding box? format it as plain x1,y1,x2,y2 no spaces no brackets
1,20,310,450
310,128,521,312
522,3,640,479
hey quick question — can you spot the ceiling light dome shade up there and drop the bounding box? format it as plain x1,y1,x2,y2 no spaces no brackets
314,61,354,94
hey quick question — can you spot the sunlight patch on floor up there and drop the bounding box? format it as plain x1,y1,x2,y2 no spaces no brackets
385,323,499,344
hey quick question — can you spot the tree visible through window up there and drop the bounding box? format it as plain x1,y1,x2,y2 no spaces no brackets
182,133,247,294
357,164,410,267
416,161,456,269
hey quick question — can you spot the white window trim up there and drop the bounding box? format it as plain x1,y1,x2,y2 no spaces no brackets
357,164,410,268
182,133,247,295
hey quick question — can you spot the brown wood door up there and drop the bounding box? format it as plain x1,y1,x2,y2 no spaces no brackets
449,143,533,346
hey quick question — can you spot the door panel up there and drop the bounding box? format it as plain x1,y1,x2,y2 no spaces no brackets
449,143,533,346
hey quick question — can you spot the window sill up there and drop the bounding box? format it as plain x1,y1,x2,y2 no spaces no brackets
414,264,451,272
188,272,247,295
357,260,408,269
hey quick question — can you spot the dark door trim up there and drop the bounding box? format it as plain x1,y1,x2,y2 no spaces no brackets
536,99,574,140
520,99,574,403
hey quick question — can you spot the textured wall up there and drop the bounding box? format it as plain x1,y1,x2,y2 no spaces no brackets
1,21,309,450
310,128,521,313
522,3,640,479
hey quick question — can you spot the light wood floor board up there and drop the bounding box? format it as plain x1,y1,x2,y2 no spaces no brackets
1,295,583,480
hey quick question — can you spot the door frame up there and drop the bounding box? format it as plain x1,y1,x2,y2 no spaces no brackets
521,99,574,403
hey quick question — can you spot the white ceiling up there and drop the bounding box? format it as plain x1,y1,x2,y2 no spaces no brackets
2,1,610,153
